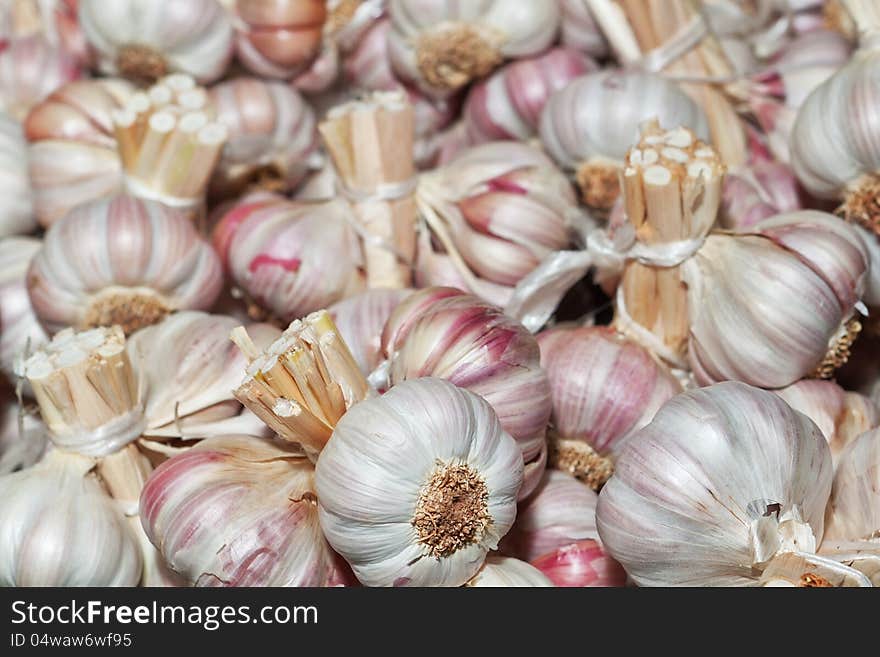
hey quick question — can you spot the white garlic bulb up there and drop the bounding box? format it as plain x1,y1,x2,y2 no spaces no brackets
27,194,223,335
824,428,880,545
316,377,524,587
597,382,840,586
0,391,48,475
558,0,608,59
0,34,81,120
78,0,234,84
0,237,47,381
0,113,36,238
0,449,142,586
465,555,553,587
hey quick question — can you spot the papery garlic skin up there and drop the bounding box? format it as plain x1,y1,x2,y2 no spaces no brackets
0,237,48,382
823,428,880,545
530,539,626,588
721,148,801,230
141,434,352,586
0,34,81,121
214,196,364,323
597,382,833,586
0,114,36,238
316,377,523,587
209,77,319,198
0,450,142,586
27,194,223,335
465,555,553,587
25,78,133,227
558,0,608,58
380,287,551,498
78,0,234,84
0,392,48,474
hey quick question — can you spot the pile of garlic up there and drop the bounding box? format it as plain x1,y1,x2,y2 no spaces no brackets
1,0,879,589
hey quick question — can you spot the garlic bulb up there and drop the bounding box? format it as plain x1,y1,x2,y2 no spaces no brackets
78,0,234,84
776,380,877,463
0,113,36,238
0,34,81,120
209,77,318,198
558,0,608,59
538,70,709,209
0,0,90,67
316,377,524,587
721,147,801,230
595,381,856,586
536,326,681,489
500,470,599,562
233,0,326,79
141,433,353,586
465,555,553,587
328,288,412,375
25,78,133,227
463,47,596,145
213,195,364,323
0,237,48,381
0,449,142,586
27,194,223,335
380,287,551,498
0,391,47,474
387,0,560,97
823,428,880,545
530,540,627,587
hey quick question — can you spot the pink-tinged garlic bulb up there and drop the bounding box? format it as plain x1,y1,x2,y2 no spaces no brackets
0,34,81,120
214,196,364,323
127,312,281,442
463,47,595,145
78,0,234,84
27,194,223,335
141,434,353,586
0,0,90,67
387,0,560,98
536,326,681,489
501,470,599,562
416,142,582,316
558,0,608,58
0,391,47,474
530,540,627,587
0,237,48,382
233,0,327,79
596,382,871,586
0,114,36,237
24,78,133,227
538,70,709,209
379,287,551,498
776,380,878,464
465,555,553,587
316,377,523,587
414,118,471,170
209,77,318,198
328,288,412,375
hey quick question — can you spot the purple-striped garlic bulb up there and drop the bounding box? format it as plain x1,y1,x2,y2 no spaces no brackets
209,77,319,199
416,142,583,316
232,0,327,79
539,70,709,210
213,195,364,323
463,47,595,145
536,326,682,489
27,194,223,335
0,113,36,238
379,286,551,498
24,78,133,227
387,0,560,98
0,389,47,474
0,237,47,382
78,0,234,84
0,34,81,120
530,540,627,587
558,0,608,59
465,555,553,587
597,381,870,587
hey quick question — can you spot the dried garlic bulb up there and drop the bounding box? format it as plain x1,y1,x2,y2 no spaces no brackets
27,194,223,335
316,377,524,587
0,113,36,238
0,34,81,120
0,237,47,382
465,555,553,587
530,539,627,588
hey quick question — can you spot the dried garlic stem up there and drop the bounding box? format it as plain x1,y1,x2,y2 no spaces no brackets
547,432,614,491
616,121,723,361
232,310,370,457
319,91,416,289
415,22,504,92
840,174,880,235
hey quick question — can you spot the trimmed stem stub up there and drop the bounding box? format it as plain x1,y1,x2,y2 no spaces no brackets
412,462,491,559
416,22,503,92
575,159,621,210
547,433,614,491
116,44,169,85
83,288,172,335
839,175,880,236
812,315,862,379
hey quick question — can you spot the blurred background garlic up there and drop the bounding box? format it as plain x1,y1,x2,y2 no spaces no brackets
0,237,48,383
78,0,234,84
209,78,319,200
0,114,37,238
0,388,47,474
536,326,681,489
529,539,627,588
465,555,552,587
212,195,364,323
27,194,223,335
0,34,81,120
387,0,560,98
316,377,523,587
379,287,551,498
0,0,91,67
557,0,607,59
538,70,709,210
